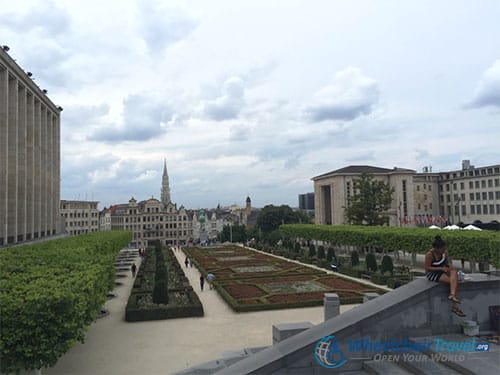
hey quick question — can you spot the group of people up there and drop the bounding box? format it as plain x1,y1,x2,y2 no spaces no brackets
199,273,215,291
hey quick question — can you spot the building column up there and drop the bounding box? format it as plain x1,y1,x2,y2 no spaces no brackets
0,67,8,245
40,105,47,237
17,83,26,242
53,113,60,235
34,99,41,238
46,111,53,236
26,92,34,240
7,74,18,244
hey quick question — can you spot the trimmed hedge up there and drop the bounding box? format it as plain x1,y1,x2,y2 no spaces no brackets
280,224,500,268
0,231,131,374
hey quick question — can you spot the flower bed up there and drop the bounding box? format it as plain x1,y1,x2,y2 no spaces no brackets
184,245,386,312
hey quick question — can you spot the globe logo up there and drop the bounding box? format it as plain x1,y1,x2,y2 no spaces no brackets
314,335,348,369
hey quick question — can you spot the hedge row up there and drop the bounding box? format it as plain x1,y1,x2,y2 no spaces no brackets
0,231,131,374
279,224,500,268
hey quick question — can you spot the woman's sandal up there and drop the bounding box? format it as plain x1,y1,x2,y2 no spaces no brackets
451,306,466,317
448,294,461,304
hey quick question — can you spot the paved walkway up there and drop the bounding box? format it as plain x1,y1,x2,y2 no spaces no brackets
45,248,357,375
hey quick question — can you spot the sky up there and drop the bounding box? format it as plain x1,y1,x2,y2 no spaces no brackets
1,0,499,210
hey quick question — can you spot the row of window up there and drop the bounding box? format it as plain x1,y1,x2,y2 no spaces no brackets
67,221,99,227
132,230,189,239
442,178,500,191
123,216,188,223
441,191,500,202
62,212,98,218
444,204,500,216
444,166,500,179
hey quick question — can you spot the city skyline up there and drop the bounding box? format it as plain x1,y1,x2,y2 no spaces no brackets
1,0,499,209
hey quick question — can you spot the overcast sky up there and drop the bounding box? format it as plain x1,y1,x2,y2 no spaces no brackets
1,0,499,209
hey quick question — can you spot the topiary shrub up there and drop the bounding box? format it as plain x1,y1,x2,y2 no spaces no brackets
380,255,394,275
309,244,316,257
366,253,378,272
351,250,359,267
317,245,325,259
326,247,335,262
153,279,169,304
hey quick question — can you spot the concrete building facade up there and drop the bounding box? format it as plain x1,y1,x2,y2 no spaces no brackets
60,200,99,236
0,46,61,246
313,161,500,227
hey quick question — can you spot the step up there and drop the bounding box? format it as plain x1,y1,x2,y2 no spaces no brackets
396,351,462,374
363,360,411,374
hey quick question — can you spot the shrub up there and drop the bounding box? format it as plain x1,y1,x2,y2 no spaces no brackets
317,245,325,259
380,255,394,275
153,279,169,304
366,253,378,272
351,250,359,267
326,247,335,262
309,244,316,257
294,242,301,253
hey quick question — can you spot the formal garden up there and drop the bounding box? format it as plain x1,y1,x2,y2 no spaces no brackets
125,241,203,321
183,245,387,312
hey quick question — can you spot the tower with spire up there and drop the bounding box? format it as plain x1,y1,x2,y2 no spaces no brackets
161,159,171,205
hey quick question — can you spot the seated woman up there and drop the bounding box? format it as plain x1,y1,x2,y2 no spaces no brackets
425,235,465,317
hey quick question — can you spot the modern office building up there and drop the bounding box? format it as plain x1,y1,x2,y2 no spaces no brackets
60,200,99,236
312,161,500,227
298,192,315,211
0,46,62,246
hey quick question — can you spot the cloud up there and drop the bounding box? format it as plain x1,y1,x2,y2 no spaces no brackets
229,125,251,141
137,0,198,53
63,103,110,128
304,67,379,122
0,1,71,36
465,59,500,109
88,94,174,142
204,76,245,120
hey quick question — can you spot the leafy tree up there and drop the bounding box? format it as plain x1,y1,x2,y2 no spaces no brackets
220,223,247,243
294,242,302,253
351,250,359,266
381,255,394,275
344,173,394,226
256,205,311,234
366,253,378,272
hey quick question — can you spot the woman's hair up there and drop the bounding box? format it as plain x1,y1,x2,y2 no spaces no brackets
432,235,447,249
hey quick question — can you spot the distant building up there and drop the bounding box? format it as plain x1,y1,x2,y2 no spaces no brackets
0,46,62,246
298,192,315,211
60,200,99,236
312,161,500,227
102,160,191,247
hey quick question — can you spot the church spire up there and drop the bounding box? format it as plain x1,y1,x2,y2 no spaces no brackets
161,159,171,205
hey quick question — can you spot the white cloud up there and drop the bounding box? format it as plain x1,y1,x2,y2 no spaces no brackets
204,76,245,121
465,59,500,109
304,67,380,122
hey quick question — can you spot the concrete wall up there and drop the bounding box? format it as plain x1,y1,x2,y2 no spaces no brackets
217,274,500,374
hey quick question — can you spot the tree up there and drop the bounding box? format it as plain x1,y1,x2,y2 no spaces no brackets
381,255,394,275
344,173,394,226
351,250,359,267
256,205,311,234
220,223,247,243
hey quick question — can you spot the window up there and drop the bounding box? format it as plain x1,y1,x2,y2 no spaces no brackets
490,204,494,214
470,193,474,201
475,181,480,188
461,205,466,215
488,180,493,187
477,205,481,214
453,183,457,190
446,195,450,202
428,185,432,191
482,180,486,188
417,185,420,191
476,192,481,200
429,203,433,209
495,178,500,187
471,205,475,214
446,184,450,191
460,182,464,189
496,191,500,200
482,192,487,200
418,203,421,210
469,181,474,189
483,205,488,214
497,205,500,215
461,193,465,201
489,192,494,200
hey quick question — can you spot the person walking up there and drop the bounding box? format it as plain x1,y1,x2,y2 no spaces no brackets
131,263,137,277
185,257,189,268
200,275,205,291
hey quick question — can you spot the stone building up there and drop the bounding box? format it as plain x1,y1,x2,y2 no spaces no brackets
313,161,500,227
60,200,99,236
102,160,192,247
0,46,62,246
